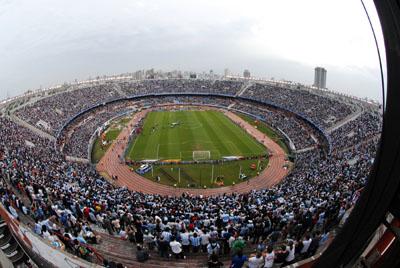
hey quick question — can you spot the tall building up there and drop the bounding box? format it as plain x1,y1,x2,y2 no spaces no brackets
313,67,327,88
133,70,144,80
243,69,251,78
224,68,230,77
145,68,155,79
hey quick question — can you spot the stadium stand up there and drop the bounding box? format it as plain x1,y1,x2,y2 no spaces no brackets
0,78,381,267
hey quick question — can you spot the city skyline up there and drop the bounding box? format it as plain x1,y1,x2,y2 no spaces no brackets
0,0,385,101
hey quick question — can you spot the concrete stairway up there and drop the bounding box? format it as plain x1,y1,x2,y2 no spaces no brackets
92,232,234,268
0,218,30,266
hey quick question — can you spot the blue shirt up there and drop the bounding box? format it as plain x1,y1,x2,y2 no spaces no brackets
231,255,248,268
190,236,201,247
161,231,172,242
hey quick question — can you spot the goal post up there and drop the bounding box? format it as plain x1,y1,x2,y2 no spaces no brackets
192,151,211,161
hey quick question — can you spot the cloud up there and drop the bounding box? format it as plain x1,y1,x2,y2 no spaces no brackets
0,0,384,101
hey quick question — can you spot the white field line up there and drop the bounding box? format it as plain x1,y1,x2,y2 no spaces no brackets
128,136,139,156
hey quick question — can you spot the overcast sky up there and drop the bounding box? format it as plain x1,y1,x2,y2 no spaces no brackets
0,0,385,101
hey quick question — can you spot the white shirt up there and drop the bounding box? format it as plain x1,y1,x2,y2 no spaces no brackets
301,238,312,253
42,230,51,240
207,243,220,255
200,233,210,245
264,252,275,268
170,241,182,254
248,255,264,268
285,245,295,262
228,236,235,248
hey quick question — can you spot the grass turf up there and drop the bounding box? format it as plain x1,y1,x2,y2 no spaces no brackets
135,158,268,188
91,116,131,163
236,113,290,154
126,110,267,161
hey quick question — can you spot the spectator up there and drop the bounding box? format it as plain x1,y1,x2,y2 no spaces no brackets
143,230,156,250
170,237,185,259
284,240,296,265
231,250,248,268
274,245,288,267
157,236,169,258
201,229,211,253
232,236,246,254
180,229,190,253
136,246,149,262
208,253,223,268
308,231,321,257
207,240,220,257
191,232,201,253
263,246,275,268
300,234,312,257
248,250,264,268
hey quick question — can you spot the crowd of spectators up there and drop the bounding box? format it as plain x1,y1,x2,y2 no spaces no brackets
0,100,380,266
61,100,139,158
233,102,320,151
59,95,324,160
16,83,124,135
15,79,245,136
242,83,355,129
1,77,383,267
15,79,356,139
330,111,382,150
119,79,243,97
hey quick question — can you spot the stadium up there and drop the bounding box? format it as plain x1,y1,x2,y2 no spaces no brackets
0,75,383,267
2,1,400,268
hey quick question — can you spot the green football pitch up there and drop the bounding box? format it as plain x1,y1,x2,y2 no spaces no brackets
126,110,267,161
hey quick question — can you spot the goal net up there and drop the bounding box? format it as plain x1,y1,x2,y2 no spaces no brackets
192,151,211,161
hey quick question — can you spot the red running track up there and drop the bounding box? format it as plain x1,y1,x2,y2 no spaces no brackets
96,107,289,197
